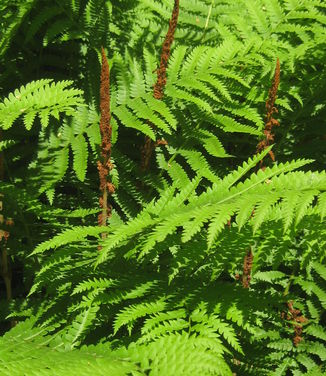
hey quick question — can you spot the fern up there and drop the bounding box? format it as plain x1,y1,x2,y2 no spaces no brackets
0,0,34,56
0,79,84,130
114,299,167,335
64,305,99,349
1,1,326,374
31,226,103,256
97,156,324,263
0,319,140,376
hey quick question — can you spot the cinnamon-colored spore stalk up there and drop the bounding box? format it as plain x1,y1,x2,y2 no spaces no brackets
281,300,308,346
97,48,114,235
257,58,280,163
153,0,180,100
141,0,180,171
242,249,253,288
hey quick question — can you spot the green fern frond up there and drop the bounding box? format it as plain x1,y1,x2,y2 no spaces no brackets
253,271,286,283
97,156,322,263
305,324,326,342
313,262,326,280
71,134,89,181
0,320,140,376
31,226,103,256
213,114,261,135
64,306,99,349
24,5,63,43
122,331,232,376
113,105,156,140
0,79,84,130
143,94,177,130
295,278,326,309
207,204,235,248
128,97,172,134
221,147,272,189
114,299,167,335
72,278,117,295
141,309,187,336
0,0,34,55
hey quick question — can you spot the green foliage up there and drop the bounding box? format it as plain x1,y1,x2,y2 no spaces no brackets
1,0,326,375
0,79,84,130
0,319,139,375
0,0,34,56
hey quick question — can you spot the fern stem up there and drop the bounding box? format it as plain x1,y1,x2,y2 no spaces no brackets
0,133,12,304
201,0,214,41
0,244,11,301
283,275,294,297
205,0,214,29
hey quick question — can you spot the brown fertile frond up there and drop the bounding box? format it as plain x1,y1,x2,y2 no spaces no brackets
141,134,154,172
0,196,13,303
153,0,180,100
266,58,280,117
281,301,308,346
242,249,253,288
98,47,114,234
257,58,280,163
141,0,180,172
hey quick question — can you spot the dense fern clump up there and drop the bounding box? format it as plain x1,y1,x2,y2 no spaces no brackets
0,0,326,375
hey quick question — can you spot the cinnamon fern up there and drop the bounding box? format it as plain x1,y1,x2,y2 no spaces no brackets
0,0,326,375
